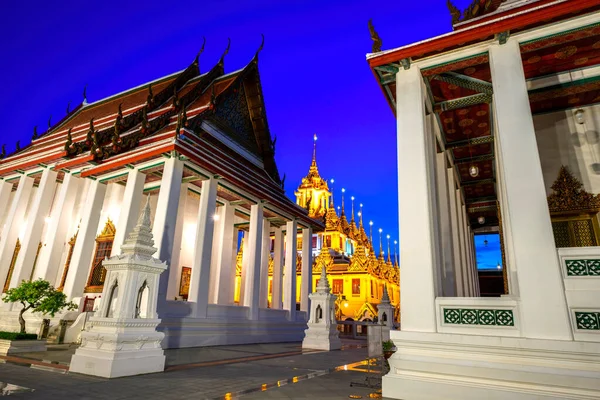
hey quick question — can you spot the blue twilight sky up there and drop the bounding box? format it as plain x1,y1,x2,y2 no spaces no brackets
1,0,495,262
474,234,503,271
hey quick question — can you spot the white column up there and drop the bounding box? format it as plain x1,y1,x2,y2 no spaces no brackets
436,153,456,297
300,227,313,313
10,169,57,287
271,227,284,309
239,235,248,303
153,157,183,303
208,205,223,303
396,65,439,332
283,220,298,320
448,171,464,296
34,173,81,282
111,169,145,256
167,183,188,300
63,180,107,300
243,203,263,320
460,205,473,297
212,202,235,305
259,220,271,308
456,193,469,296
0,180,12,234
188,178,217,317
490,40,572,340
0,176,34,290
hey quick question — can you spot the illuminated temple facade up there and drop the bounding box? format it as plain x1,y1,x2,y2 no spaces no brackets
0,48,322,349
293,138,400,322
367,0,600,398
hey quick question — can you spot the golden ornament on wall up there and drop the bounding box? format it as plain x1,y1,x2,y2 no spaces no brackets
574,57,588,66
554,45,577,60
447,84,459,90
459,119,474,127
457,109,470,116
478,122,488,128
568,97,580,104
476,110,487,117
592,41,600,50
527,56,541,64
464,67,476,75
443,117,453,124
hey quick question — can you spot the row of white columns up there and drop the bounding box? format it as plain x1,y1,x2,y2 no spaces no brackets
0,156,314,322
396,38,572,339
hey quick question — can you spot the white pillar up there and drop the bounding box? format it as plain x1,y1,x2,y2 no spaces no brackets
34,173,81,282
259,220,271,309
283,220,297,320
447,171,464,296
0,176,33,290
436,153,456,297
396,65,438,332
153,157,183,303
63,180,107,300
10,169,57,287
300,227,313,313
0,180,12,234
167,183,188,300
271,227,284,310
239,235,248,303
460,205,473,297
208,205,223,303
212,202,235,305
111,169,145,256
188,178,217,317
490,40,572,340
243,204,263,320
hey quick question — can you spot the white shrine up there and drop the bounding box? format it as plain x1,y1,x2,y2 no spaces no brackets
377,285,394,330
70,196,167,378
367,0,600,398
302,266,341,351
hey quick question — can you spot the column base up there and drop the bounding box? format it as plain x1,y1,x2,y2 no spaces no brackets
302,325,342,351
383,331,600,400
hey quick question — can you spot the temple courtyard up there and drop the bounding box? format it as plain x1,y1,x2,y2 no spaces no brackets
0,339,388,399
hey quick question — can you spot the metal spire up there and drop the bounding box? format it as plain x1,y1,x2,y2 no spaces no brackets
350,196,355,223
386,234,391,263
341,188,346,215
379,228,383,256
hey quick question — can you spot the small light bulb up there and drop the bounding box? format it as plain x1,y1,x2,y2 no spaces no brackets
44,216,51,223
342,188,345,193
574,109,585,125
357,211,362,217
478,216,485,225
351,196,355,201
469,165,479,178
213,214,220,221
369,221,373,226
387,234,390,239
330,178,334,184
379,228,383,233
394,240,397,245
313,133,318,141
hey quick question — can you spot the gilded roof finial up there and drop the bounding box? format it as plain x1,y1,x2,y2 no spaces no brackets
350,196,355,223
394,240,399,267
219,38,231,65
447,0,462,25
329,178,335,207
66,102,71,114
254,34,265,59
194,36,206,67
83,85,88,105
368,19,382,53
341,188,346,216
379,228,383,257
32,126,38,140
0,144,5,159
47,115,52,129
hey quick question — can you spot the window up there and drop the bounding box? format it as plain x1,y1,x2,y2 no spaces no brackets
352,279,360,296
135,281,149,318
312,236,317,248
333,279,343,294
325,235,331,248
58,232,78,291
85,219,115,292
3,239,21,293
179,267,191,300
370,281,374,298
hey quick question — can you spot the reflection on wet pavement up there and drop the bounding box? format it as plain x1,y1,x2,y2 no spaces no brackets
0,382,34,396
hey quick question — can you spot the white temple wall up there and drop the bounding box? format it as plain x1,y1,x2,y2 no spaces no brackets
534,103,600,195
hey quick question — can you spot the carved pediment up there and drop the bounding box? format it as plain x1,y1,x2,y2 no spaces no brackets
547,166,600,214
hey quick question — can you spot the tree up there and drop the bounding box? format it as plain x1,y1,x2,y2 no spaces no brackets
2,279,77,334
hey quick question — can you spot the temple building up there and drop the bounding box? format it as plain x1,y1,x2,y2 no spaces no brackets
293,136,400,322
0,44,322,348
367,0,600,398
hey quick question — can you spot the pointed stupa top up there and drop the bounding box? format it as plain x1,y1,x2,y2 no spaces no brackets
316,262,331,294
119,195,157,259
380,284,390,304
303,134,326,183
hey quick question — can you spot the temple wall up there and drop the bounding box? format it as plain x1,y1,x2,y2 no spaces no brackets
534,103,600,195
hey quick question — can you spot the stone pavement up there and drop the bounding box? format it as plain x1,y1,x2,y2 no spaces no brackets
0,340,393,399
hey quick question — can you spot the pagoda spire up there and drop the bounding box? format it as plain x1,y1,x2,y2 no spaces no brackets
341,188,346,216
379,228,384,257
350,196,355,223
394,240,399,267
386,234,392,263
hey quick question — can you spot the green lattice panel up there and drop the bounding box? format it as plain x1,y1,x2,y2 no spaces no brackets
565,259,600,276
575,312,600,330
442,309,514,327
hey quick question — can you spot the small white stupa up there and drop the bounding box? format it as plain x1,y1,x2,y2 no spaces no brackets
302,265,342,351
377,284,395,329
70,196,168,378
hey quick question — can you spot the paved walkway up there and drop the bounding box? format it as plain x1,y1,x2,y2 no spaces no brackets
0,340,392,399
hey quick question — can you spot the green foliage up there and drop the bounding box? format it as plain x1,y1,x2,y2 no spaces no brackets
0,331,37,341
3,279,77,316
382,340,395,352
2,279,77,333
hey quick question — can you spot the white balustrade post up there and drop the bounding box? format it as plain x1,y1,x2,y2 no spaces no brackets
283,220,298,320
0,176,33,290
188,178,218,318
396,65,439,332
62,180,107,300
490,40,572,340
34,173,81,282
300,227,313,313
111,169,145,256
10,169,57,287
271,227,284,309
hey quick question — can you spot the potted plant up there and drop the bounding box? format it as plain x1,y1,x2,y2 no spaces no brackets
382,340,396,359
0,279,76,355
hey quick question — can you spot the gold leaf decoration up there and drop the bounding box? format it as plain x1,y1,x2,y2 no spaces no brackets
547,166,600,213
